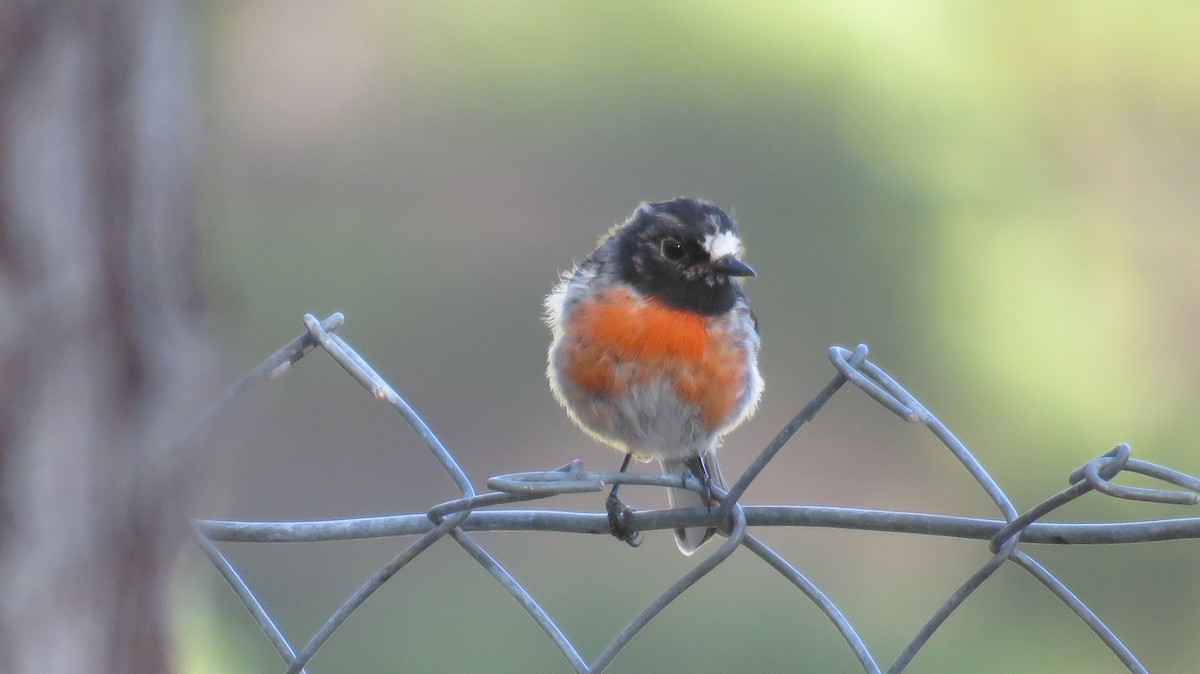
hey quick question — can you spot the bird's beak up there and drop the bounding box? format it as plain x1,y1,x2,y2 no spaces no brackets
711,255,756,277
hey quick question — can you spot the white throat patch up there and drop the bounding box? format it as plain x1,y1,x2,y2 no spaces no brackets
702,230,742,260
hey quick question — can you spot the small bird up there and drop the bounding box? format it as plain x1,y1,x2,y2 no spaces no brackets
545,198,763,554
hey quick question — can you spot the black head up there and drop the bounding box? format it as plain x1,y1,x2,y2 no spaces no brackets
611,198,755,315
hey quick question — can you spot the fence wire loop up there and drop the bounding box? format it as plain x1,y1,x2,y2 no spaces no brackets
1068,444,1200,505
487,460,602,495
190,313,1200,674
829,344,919,421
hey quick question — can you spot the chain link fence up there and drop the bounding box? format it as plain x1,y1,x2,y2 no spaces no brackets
190,313,1200,673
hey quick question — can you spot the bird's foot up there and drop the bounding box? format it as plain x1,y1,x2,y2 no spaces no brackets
605,492,641,547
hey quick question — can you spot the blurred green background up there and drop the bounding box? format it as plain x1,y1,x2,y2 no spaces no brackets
181,2,1200,672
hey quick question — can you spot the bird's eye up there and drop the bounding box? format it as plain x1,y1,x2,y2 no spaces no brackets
661,238,685,261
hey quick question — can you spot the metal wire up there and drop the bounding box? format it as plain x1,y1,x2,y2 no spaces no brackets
191,313,1200,673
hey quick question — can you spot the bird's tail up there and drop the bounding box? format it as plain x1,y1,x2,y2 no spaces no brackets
661,451,725,555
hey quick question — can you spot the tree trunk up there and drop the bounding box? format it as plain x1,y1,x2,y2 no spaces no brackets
0,1,204,672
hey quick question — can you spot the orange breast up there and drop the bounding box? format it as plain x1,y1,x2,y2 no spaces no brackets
559,287,747,432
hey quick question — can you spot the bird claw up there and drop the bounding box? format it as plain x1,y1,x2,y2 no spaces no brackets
605,493,641,547
702,471,716,510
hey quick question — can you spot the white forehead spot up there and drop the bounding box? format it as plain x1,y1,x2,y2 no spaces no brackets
702,230,742,259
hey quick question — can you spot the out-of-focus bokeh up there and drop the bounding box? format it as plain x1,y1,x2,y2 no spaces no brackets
183,2,1200,672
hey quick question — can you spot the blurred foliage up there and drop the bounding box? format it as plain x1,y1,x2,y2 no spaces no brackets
188,2,1200,672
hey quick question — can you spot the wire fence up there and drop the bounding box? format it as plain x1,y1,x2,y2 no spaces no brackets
191,312,1200,673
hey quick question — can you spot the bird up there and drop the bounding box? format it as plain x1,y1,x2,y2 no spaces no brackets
545,197,763,555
